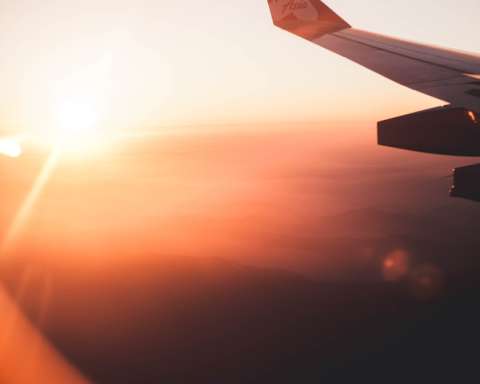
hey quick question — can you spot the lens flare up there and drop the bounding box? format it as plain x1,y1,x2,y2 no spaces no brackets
467,110,478,124
382,249,410,282
409,264,444,301
0,138,22,158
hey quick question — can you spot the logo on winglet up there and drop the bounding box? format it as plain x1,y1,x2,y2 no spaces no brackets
269,0,319,22
281,0,308,14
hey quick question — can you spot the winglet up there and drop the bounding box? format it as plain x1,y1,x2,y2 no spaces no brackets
267,0,350,40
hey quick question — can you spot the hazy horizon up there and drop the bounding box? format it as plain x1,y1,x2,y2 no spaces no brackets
2,123,479,282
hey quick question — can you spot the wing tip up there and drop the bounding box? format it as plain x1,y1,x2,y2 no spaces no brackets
268,0,351,39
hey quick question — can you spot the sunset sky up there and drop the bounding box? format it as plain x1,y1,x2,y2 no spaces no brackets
0,4,479,382
0,0,478,135
1,0,478,263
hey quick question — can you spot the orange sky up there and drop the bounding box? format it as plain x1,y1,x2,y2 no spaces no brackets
0,1,478,270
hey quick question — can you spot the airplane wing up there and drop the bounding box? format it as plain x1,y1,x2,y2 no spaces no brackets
267,0,480,113
267,0,480,158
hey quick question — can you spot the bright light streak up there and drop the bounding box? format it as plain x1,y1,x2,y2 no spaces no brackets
0,138,22,158
0,147,61,257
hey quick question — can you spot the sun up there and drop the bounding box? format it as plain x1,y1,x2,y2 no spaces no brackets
44,54,115,155
55,100,98,136
51,98,105,154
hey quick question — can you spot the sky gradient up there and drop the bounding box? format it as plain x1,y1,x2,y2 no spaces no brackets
0,0,478,133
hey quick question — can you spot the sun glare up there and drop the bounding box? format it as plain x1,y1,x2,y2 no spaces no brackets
55,100,98,135
40,54,116,156
51,98,105,154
